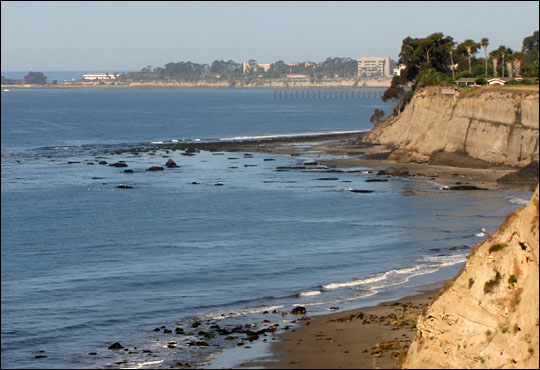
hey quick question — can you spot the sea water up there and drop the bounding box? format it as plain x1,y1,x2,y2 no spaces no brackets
1,88,532,369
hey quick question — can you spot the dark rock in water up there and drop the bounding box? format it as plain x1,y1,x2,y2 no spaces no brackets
348,189,374,193
244,164,257,167
109,161,128,168
291,306,307,315
35,355,47,359
124,169,134,173
447,185,488,191
264,158,276,161
146,166,164,171
214,182,224,186
304,161,319,166
98,161,108,165
191,321,201,328
378,167,409,176
116,184,132,189
88,352,97,355
108,342,124,350
316,177,339,181
87,162,94,165
276,166,307,171
165,159,178,168
68,161,81,164
163,328,172,334
191,182,200,185
365,179,388,182
181,152,195,156
153,328,161,332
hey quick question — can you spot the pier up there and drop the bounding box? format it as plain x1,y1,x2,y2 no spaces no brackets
273,88,384,99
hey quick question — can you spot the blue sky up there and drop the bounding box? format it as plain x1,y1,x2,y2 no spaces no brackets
1,1,538,71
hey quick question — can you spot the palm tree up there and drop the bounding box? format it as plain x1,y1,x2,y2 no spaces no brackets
463,39,478,73
505,51,513,78
498,45,508,78
489,50,499,78
512,52,523,77
481,37,489,77
448,46,456,80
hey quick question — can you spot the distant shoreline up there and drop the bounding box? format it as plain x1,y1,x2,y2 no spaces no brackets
1,77,392,90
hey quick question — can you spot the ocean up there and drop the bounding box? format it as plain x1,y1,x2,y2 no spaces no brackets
1,88,531,369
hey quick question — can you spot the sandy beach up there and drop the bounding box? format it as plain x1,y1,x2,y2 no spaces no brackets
225,284,443,369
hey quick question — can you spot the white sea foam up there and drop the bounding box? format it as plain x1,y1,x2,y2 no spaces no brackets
507,196,528,205
299,290,322,297
129,360,164,369
205,305,285,320
218,130,367,142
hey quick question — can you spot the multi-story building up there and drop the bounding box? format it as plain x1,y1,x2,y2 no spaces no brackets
83,73,120,80
242,61,271,73
357,57,391,77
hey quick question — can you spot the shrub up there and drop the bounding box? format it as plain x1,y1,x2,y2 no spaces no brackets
489,243,508,253
508,274,518,284
484,270,502,293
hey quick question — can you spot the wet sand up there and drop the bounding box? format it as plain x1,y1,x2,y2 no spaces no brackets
232,286,443,369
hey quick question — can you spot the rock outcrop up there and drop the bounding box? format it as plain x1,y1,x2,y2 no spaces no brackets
364,87,539,167
402,185,539,369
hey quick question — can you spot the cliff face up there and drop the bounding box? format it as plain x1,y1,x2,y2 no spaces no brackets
364,87,539,167
402,185,539,369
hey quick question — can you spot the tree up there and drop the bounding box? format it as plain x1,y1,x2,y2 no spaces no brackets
370,109,385,126
512,52,523,77
462,39,480,73
489,50,499,77
497,45,509,78
397,33,455,83
416,68,452,86
481,37,489,77
23,71,47,84
448,46,456,80
382,74,408,115
521,30,539,77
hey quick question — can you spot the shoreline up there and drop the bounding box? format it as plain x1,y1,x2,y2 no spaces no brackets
207,283,445,369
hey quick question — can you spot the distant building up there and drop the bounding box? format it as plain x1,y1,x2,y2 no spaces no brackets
487,77,511,85
393,64,406,76
285,73,308,79
357,57,391,77
83,73,120,80
455,77,478,86
242,61,271,73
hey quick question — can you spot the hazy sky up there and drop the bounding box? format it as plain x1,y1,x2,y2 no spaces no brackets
1,1,538,71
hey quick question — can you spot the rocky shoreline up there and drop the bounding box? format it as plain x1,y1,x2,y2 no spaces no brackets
84,131,537,369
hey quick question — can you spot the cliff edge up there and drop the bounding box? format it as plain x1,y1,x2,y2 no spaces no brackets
402,185,539,369
363,86,539,168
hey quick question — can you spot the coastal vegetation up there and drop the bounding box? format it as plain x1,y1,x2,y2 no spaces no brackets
379,31,539,117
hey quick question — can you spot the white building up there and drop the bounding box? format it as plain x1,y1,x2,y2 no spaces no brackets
83,73,120,80
393,64,406,76
242,62,271,73
357,57,391,77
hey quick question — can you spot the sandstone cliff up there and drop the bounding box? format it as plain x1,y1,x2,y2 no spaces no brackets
402,185,539,369
364,86,539,167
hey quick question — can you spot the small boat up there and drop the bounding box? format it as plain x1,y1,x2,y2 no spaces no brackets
3,89,10,92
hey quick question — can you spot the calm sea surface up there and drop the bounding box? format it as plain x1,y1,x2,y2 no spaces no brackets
1,88,531,369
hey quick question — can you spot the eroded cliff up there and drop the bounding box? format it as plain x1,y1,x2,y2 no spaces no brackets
364,86,539,167
402,185,539,368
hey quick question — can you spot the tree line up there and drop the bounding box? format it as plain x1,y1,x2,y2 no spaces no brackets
124,57,390,82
